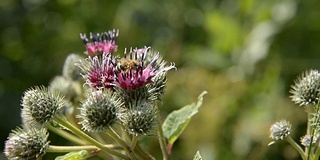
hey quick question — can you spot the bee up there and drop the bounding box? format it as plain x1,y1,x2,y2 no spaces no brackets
117,58,142,73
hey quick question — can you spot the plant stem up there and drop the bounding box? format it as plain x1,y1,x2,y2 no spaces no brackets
286,136,306,160
314,145,320,160
130,135,138,150
307,113,311,158
307,107,312,135
119,125,153,160
107,127,138,160
53,116,130,160
134,144,155,160
46,144,122,153
47,124,87,145
90,133,108,145
157,113,169,160
307,104,320,160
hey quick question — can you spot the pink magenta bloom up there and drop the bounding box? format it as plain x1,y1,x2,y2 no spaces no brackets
115,48,175,90
80,29,119,56
78,54,115,89
116,64,157,90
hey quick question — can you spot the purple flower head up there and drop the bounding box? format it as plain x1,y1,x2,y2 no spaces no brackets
77,54,116,90
115,47,175,90
80,29,119,56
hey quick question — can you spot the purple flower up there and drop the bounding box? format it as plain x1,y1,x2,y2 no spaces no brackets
115,47,175,90
80,29,119,56
77,54,116,90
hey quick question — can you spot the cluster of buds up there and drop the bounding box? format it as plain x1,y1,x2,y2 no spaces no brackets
4,29,175,159
77,30,175,136
269,69,320,159
5,86,63,159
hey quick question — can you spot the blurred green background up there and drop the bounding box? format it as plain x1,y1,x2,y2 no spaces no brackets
1,0,320,159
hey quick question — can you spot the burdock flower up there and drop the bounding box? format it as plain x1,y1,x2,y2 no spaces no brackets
77,90,122,132
290,69,320,106
77,54,116,90
21,86,65,128
80,29,119,56
141,47,176,100
119,100,158,136
115,47,175,91
4,127,49,160
269,120,292,140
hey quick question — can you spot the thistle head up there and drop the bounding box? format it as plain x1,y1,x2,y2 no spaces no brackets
80,29,119,56
77,54,116,90
115,47,175,90
290,69,320,106
114,47,175,103
119,100,158,136
21,86,65,128
269,120,292,141
4,127,49,160
77,90,122,132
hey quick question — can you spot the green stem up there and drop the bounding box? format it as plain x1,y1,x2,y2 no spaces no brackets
129,136,150,160
308,129,315,159
314,145,320,160
130,135,138,150
307,106,314,135
53,116,130,160
90,133,107,145
107,127,138,160
47,124,87,145
47,144,122,153
157,113,169,160
134,144,155,160
119,125,152,160
286,136,306,160
307,104,320,160
307,107,312,159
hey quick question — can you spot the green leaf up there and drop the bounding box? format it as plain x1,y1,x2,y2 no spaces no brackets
55,150,88,160
193,151,203,160
162,91,207,145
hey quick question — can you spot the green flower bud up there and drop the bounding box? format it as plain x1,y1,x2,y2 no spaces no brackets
50,76,75,98
77,90,122,132
269,120,291,141
119,100,158,136
290,69,320,106
49,76,82,102
62,53,84,81
21,86,65,128
4,127,49,160
115,86,150,106
300,134,317,147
